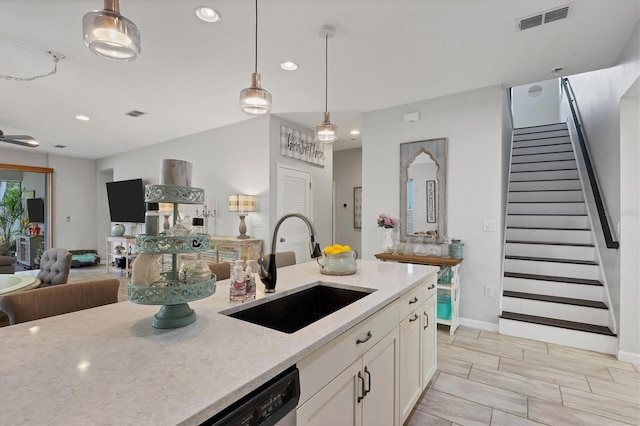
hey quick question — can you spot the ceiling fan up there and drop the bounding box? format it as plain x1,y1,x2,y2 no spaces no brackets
0,130,39,148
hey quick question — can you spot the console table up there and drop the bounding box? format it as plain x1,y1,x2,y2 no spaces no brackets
375,253,463,335
16,235,44,269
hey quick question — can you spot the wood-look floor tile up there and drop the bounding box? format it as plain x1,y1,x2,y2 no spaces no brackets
405,405,452,426
490,409,543,426
478,330,548,353
453,335,524,361
587,375,640,404
561,386,640,425
412,389,493,426
427,370,441,389
437,354,472,378
524,348,612,380
455,326,480,339
437,326,457,344
469,366,562,404
548,342,636,371
608,366,640,387
528,397,631,425
433,372,528,417
438,342,500,370
498,357,591,392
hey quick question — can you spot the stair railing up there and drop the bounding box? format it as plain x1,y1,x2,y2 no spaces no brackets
560,77,619,249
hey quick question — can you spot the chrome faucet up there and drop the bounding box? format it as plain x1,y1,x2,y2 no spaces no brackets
257,213,323,292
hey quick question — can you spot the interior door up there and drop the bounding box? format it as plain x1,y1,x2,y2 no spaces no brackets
276,165,312,263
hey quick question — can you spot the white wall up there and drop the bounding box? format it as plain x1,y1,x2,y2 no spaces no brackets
559,20,639,360
333,148,362,255
362,85,504,327
512,78,560,128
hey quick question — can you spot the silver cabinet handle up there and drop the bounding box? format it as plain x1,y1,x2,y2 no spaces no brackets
356,331,372,344
409,313,419,322
409,296,419,304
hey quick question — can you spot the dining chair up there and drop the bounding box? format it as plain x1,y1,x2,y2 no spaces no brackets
37,248,72,286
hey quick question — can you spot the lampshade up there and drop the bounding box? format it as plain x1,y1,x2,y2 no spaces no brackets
83,0,140,61
228,195,255,213
239,0,271,115
315,26,337,143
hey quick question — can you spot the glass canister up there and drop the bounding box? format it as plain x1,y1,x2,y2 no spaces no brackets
450,239,464,259
317,249,358,275
186,253,212,285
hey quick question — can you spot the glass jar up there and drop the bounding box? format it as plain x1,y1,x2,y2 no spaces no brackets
186,253,212,285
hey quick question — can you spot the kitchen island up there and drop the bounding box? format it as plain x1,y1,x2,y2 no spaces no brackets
0,259,437,425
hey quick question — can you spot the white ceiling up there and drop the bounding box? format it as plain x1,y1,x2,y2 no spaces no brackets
0,0,638,159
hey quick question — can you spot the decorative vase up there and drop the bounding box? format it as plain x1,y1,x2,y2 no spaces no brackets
382,228,396,253
112,223,125,236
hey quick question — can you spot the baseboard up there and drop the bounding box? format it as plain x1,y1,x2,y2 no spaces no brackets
460,317,499,333
617,350,640,364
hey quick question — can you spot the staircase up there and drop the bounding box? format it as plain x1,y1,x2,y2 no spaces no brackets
499,122,617,354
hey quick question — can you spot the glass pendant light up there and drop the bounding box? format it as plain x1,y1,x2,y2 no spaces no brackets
315,26,337,143
83,0,140,61
239,0,272,115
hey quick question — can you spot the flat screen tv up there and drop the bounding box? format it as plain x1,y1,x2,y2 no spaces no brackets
26,198,45,223
106,178,146,223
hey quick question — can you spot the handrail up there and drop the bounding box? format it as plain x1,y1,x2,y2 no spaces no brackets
560,77,619,249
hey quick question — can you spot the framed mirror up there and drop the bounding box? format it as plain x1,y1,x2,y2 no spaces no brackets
399,138,447,241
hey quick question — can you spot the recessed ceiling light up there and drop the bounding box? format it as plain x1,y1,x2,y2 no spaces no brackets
75,115,90,121
350,129,360,135
280,61,298,71
196,7,221,23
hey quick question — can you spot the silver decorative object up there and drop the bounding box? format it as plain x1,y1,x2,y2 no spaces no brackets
135,234,211,253
145,185,204,204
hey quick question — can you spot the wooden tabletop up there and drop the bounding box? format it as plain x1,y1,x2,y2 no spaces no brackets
374,253,463,267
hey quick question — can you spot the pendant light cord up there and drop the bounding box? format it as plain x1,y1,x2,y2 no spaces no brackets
254,0,258,74
324,34,328,113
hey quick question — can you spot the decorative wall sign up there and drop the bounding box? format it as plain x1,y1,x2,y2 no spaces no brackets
280,125,326,166
426,180,436,223
353,187,362,229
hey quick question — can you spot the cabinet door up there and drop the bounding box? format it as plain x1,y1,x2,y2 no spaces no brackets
362,327,399,426
399,310,422,424
296,359,362,426
421,295,437,388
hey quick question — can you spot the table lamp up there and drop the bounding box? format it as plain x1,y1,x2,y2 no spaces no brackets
228,194,255,239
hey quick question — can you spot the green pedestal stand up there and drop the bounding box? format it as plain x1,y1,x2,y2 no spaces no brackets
152,303,196,329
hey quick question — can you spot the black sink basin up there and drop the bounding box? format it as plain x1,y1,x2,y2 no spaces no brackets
222,282,375,333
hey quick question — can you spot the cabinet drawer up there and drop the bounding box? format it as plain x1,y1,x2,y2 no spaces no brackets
298,300,400,405
399,281,426,320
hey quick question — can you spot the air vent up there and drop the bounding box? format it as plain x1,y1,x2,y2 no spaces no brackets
518,3,572,31
544,6,570,23
54,144,66,148
125,110,146,117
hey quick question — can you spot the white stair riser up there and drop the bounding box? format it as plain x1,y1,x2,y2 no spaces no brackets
502,297,609,326
512,151,575,163
498,318,616,354
506,228,592,244
508,202,586,215
514,124,568,135
511,160,577,172
511,169,579,181
504,258,599,280
507,215,588,228
505,243,595,261
512,144,573,155
509,179,581,191
508,191,583,202
513,130,570,141
502,276,603,301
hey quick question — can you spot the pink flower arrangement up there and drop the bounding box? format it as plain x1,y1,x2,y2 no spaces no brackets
377,214,397,229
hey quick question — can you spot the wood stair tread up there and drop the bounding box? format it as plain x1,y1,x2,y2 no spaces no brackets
503,271,603,286
509,189,581,192
500,311,616,336
505,255,597,265
503,291,608,309
505,240,594,247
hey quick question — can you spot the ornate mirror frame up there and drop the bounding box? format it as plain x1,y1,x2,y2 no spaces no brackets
399,138,448,241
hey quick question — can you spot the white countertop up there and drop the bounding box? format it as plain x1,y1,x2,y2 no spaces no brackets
0,259,437,426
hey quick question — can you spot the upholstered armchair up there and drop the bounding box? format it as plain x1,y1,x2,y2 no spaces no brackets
0,242,16,274
37,248,72,286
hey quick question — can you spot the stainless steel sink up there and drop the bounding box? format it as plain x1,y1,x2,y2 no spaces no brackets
221,282,375,333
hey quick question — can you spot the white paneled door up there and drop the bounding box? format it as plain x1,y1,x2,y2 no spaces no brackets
276,165,312,263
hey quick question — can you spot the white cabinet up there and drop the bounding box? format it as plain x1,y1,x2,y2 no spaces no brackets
398,275,437,424
105,235,136,276
296,328,399,426
437,263,461,335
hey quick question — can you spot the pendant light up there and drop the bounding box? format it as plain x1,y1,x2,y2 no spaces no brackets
315,25,337,143
83,0,140,61
239,0,272,115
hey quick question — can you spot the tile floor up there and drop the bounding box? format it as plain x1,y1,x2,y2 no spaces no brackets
407,326,640,426
16,265,640,425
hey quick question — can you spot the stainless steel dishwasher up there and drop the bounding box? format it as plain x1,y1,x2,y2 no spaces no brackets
201,366,300,426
